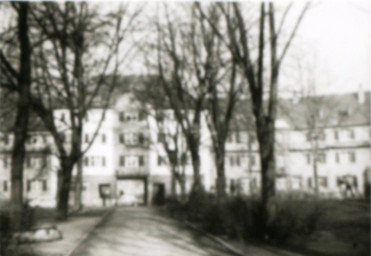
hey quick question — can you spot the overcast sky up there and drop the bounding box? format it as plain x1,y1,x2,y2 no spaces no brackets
294,0,371,95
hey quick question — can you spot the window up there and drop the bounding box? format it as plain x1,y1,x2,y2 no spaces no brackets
181,153,188,165
138,133,144,144
3,181,8,192
236,156,241,166
319,177,328,188
26,156,31,168
42,180,47,192
102,157,106,167
3,157,8,168
119,112,125,121
119,155,125,166
334,130,339,140
306,132,311,141
126,156,138,167
27,180,32,192
84,157,89,167
227,134,233,143
119,134,125,144
318,153,326,163
229,156,235,166
139,155,144,166
306,154,311,164
248,134,255,144
348,152,356,163
42,156,47,167
335,152,340,163
235,133,241,143
158,132,165,143
3,134,9,145
158,156,166,166
125,133,138,145
349,129,355,139
102,134,106,143
249,155,256,166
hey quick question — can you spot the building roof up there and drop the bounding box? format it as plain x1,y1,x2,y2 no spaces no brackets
278,92,371,130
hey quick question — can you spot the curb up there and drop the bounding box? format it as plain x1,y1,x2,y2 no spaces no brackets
66,207,115,256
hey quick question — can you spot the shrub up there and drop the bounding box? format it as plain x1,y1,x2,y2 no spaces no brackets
0,202,36,256
165,196,324,245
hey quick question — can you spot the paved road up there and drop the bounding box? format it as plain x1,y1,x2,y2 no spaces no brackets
71,207,236,256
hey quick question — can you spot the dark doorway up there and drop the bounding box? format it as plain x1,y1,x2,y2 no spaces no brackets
152,183,166,205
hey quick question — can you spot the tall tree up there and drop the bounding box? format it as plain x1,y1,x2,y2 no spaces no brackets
0,2,32,230
198,2,310,227
151,4,243,198
27,2,140,219
135,80,188,200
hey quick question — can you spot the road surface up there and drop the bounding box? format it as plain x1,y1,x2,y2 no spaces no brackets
71,207,288,256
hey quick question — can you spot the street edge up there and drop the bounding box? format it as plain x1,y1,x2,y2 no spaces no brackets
183,221,303,256
183,221,244,256
66,207,116,256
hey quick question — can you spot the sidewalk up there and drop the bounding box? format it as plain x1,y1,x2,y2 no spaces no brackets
20,207,113,256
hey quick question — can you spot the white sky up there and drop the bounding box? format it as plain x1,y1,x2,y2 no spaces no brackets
293,0,371,95
1,0,370,96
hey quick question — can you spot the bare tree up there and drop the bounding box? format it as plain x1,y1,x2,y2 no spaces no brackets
25,2,140,219
0,2,32,229
135,78,187,200
198,2,310,227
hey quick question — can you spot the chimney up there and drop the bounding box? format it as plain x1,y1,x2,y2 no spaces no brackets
357,84,365,104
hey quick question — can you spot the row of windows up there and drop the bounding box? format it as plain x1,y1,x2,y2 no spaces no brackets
1,156,48,168
119,112,146,122
84,134,106,144
119,133,145,145
84,156,106,167
227,155,256,167
306,129,357,142
226,133,256,144
119,155,145,167
1,134,49,146
307,176,359,189
1,180,48,192
305,151,356,164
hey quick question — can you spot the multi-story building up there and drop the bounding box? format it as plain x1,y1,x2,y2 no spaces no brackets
0,115,57,207
1,81,369,206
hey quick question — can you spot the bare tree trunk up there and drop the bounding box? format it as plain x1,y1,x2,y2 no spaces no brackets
170,165,177,198
258,121,276,228
10,2,31,231
215,147,226,199
57,159,73,220
247,132,253,195
189,148,203,196
74,159,83,210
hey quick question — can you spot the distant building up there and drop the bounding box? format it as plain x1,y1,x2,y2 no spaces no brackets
0,78,370,206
